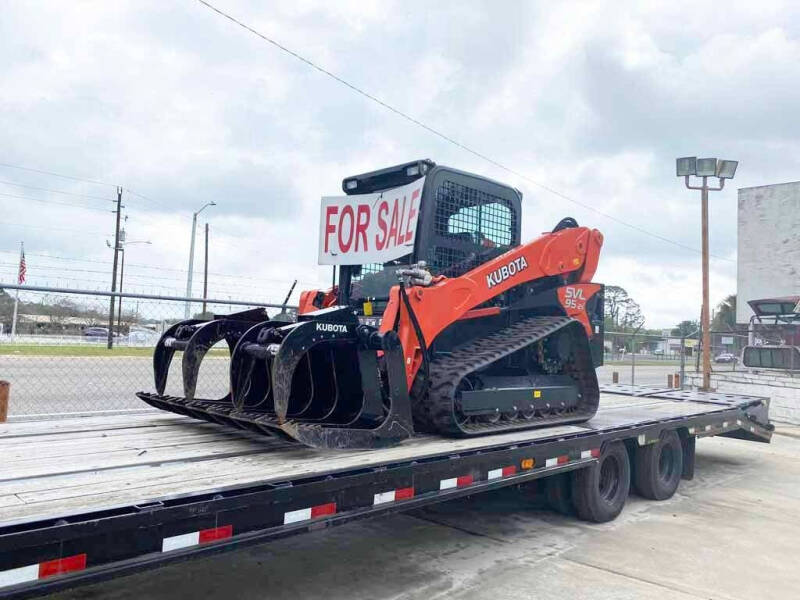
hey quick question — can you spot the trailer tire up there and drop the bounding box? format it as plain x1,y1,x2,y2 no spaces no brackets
545,473,573,515
571,441,630,523
633,429,682,500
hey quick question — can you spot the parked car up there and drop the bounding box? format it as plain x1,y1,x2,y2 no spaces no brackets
83,327,118,338
714,352,737,363
125,329,160,345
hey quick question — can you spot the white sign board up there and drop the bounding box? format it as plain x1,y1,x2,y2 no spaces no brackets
318,177,425,265
721,336,734,345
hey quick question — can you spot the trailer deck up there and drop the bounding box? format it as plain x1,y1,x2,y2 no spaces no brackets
0,385,772,598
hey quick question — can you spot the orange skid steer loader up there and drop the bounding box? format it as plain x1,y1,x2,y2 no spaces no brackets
138,160,605,449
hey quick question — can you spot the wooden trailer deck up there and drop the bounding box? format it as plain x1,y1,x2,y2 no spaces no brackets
0,387,770,528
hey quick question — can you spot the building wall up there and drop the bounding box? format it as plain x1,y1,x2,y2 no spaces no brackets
687,371,800,425
737,181,800,324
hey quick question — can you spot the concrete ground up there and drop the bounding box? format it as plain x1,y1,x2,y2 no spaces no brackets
50,425,800,600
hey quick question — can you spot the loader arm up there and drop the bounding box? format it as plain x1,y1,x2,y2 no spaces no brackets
381,225,604,388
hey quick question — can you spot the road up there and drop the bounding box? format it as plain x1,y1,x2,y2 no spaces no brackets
0,355,228,417
1,355,736,417
48,426,800,599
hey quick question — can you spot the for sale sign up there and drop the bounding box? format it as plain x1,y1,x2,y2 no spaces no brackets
318,177,425,265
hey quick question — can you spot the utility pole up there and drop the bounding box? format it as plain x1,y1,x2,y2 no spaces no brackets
107,187,123,350
202,223,209,315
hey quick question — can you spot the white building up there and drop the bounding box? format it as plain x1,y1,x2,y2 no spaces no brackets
736,181,800,324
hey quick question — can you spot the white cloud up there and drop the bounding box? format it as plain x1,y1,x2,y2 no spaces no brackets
1,0,798,327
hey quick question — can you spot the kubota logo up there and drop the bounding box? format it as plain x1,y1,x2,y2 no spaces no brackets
486,256,529,289
316,322,348,333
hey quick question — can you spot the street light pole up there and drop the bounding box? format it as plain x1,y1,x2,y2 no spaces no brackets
676,157,738,391
686,175,723,391
116,240,151,334
185,202,216,318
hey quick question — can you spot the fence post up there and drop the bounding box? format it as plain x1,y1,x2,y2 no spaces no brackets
668,374,674,388
0,381,8,423
674,372,681,388
680,336,686,390
612,371,619,384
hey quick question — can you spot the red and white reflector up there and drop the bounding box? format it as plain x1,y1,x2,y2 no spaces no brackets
439,474,473,490
283,502,337,525
161,525,233,552
0,554,87,589
487,466,517,480
580,449,601,459
545,455,570,467
373,486,414,505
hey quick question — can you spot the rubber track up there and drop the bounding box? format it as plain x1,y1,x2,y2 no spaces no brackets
413,315,600,436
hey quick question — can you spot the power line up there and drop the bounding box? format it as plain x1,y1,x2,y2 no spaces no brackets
0,162,118,188
0,191,112,213
0,250,320,286
0,180,115,202
195,0,734,263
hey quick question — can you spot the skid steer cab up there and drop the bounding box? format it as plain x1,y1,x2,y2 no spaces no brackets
139,159,606,449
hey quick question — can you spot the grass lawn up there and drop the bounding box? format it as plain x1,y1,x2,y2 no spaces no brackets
604,359,683,367
0,345,229,357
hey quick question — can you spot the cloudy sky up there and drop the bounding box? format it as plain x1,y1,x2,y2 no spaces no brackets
2,0,799,327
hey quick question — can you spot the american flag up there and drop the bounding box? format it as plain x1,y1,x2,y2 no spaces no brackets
18,247,26,285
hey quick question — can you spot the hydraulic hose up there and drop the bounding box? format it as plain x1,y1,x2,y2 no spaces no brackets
399,283,431,394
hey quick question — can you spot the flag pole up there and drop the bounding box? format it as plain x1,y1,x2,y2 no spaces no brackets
10,242,23,338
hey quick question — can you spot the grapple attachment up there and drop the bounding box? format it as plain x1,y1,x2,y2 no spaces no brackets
138,306,414,449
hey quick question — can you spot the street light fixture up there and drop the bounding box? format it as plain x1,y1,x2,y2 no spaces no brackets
676,156,738,391
185,201,216,318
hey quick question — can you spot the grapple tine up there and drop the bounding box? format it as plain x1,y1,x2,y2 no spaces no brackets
230,321,284,410
270,316,413,449
153,319,205,394
279,330,413,449
181,319,253,402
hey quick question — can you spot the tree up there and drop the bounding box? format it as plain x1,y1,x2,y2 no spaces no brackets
711,294,736,331
672,320,700,337
604,285,645,331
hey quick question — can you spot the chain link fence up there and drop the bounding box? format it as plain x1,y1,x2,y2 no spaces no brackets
1,283,764,419
0,284,295,419
599,330,745,387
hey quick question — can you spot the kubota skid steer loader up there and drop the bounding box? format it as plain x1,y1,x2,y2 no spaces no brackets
138,159,605,449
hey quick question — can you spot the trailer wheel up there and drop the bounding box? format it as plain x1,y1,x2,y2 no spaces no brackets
571,441,630,523
545,473,573,515
633,429,683,500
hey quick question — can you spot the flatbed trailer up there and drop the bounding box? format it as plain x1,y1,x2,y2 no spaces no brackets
0,385,772,599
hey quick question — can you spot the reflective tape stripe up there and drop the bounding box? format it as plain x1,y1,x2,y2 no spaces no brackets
284,503,336,525
373,487,414,505
440,475,473,490
545,455,569,467
162,532,199,552
488,466,517,480
162,525,233,552
580,449,601,459
0,565,39,588
0,554,86,589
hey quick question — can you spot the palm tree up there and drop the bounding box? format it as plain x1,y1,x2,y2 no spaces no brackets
712,294,736,331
